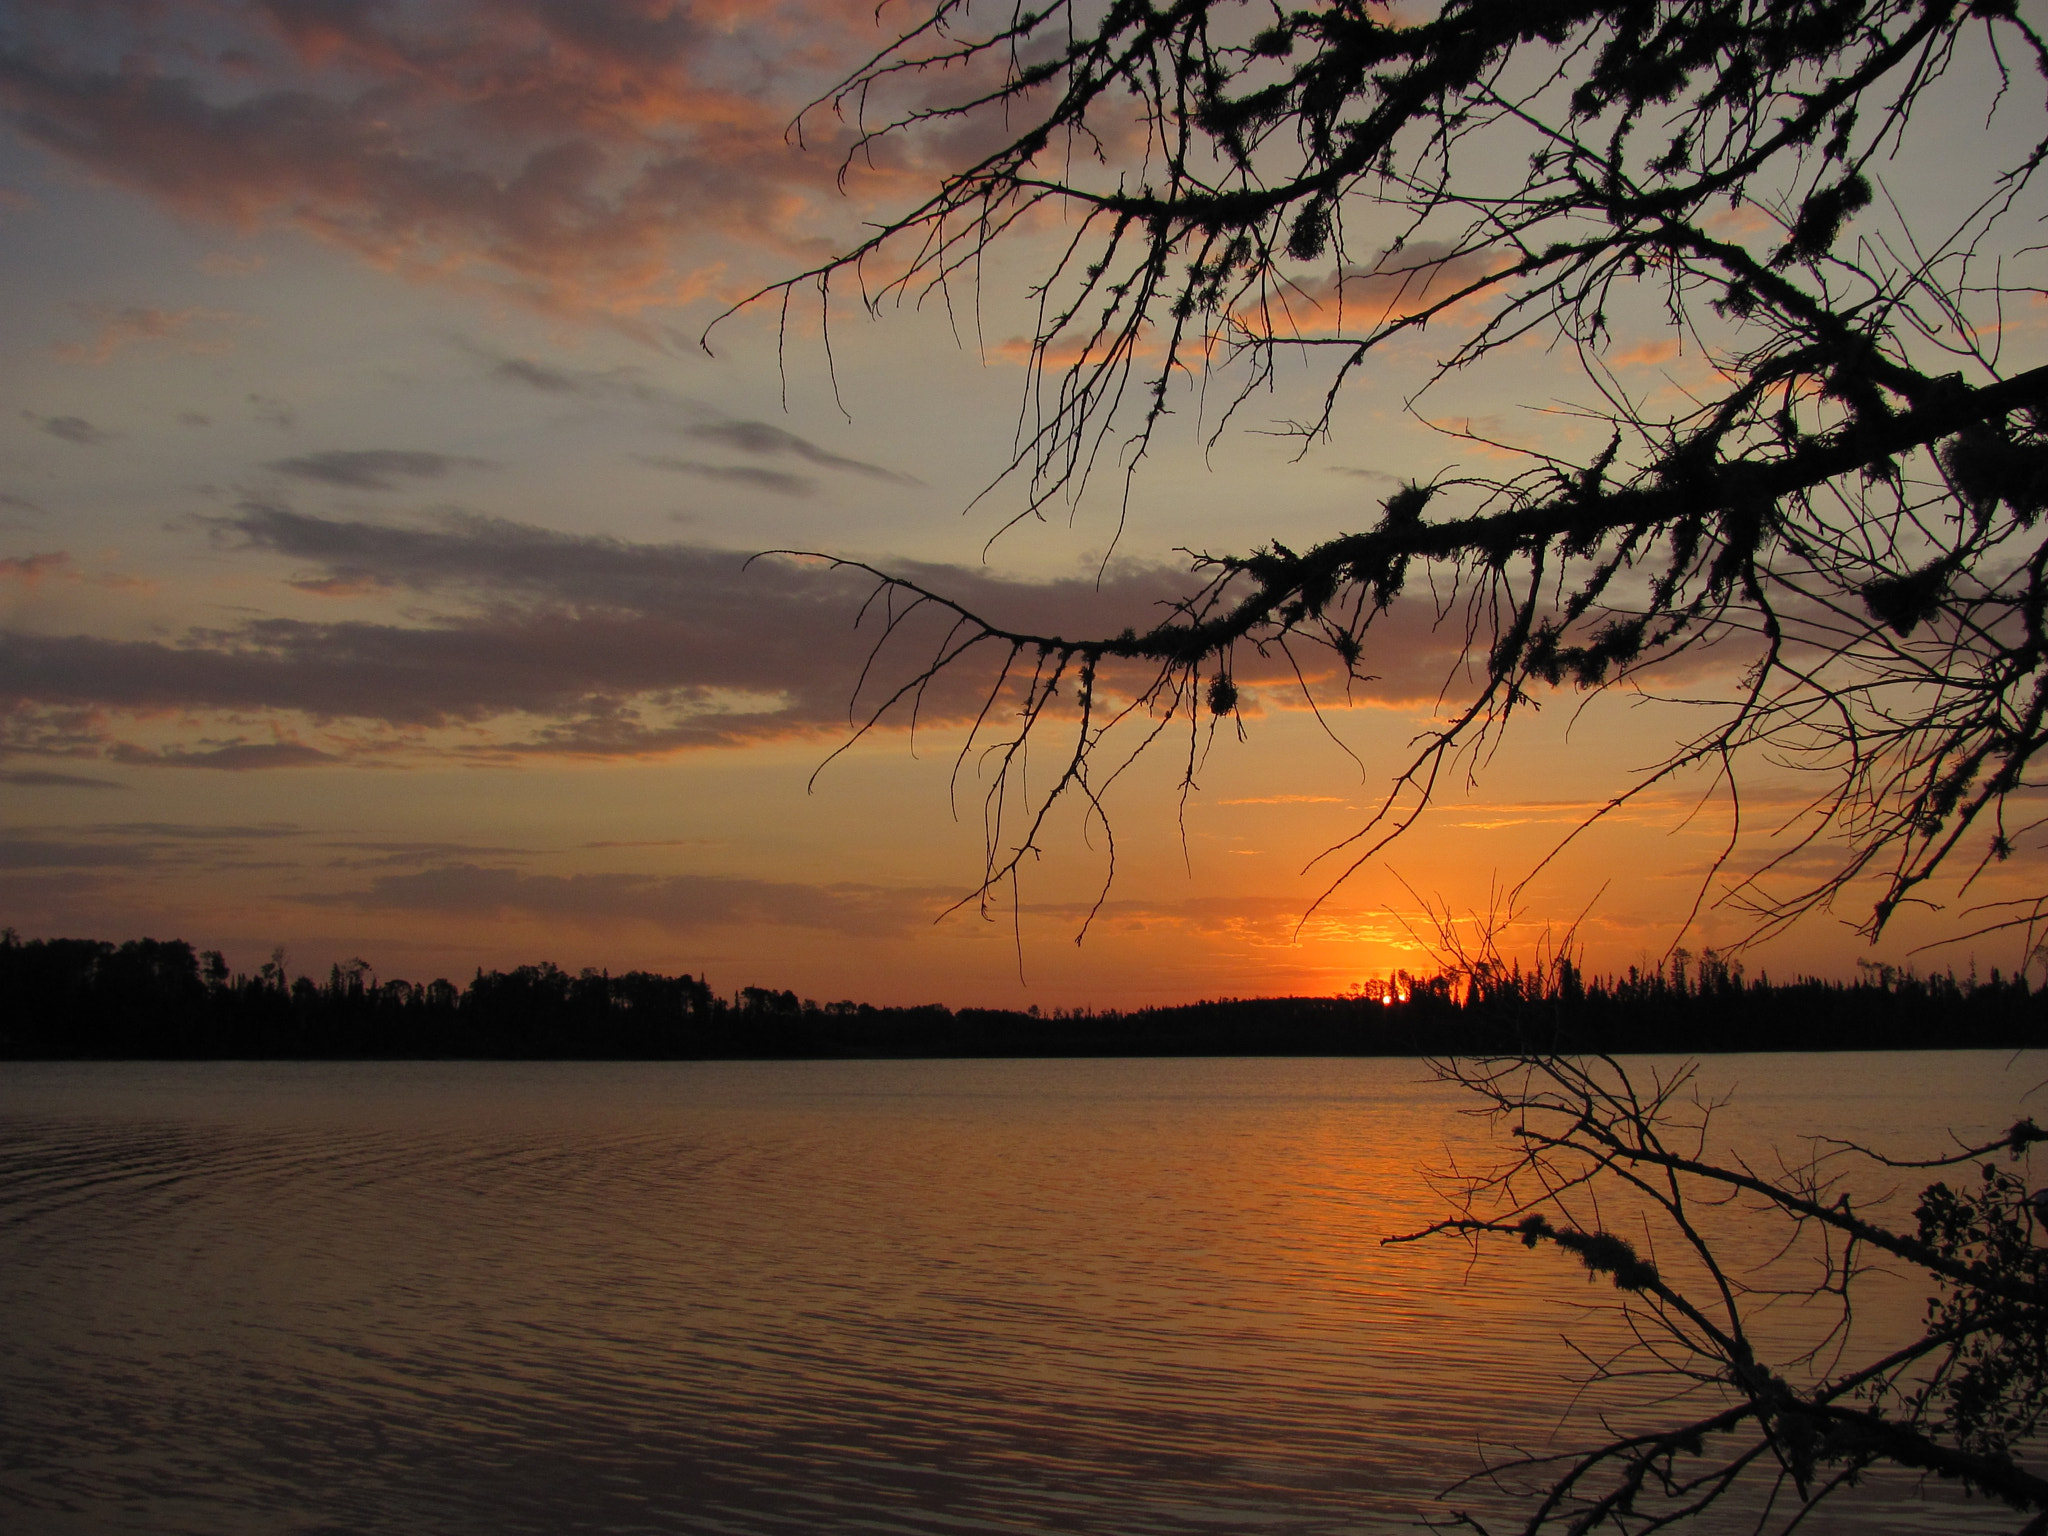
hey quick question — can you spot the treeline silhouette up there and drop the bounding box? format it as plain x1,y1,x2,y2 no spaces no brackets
2,931,2042,1060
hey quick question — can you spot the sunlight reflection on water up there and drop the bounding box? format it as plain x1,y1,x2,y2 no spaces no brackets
0,1054,2037,1535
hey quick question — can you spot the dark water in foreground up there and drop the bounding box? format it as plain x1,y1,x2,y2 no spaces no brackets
0,1054,2039,1535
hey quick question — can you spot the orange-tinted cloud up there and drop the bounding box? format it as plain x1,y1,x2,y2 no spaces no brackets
0,549,154,592
1705,202,1778,241
52,303,241,364
0,551,72,587
198,251,266,276
987,332,1161,370
0,1,905,320
1235,242,1515,339
1606,338,1682,370
1218,794,1349,806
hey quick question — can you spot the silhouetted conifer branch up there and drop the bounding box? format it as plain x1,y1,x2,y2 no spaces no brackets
1397,1050,2048,1532
715,0,2048,957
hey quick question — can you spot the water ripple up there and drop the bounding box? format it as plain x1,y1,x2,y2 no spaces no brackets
0,1056,2034,1535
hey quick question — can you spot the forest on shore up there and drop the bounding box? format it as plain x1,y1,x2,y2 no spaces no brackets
2,931,2043,1060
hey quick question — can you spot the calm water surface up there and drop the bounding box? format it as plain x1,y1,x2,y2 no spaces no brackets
1,1053,2039,1535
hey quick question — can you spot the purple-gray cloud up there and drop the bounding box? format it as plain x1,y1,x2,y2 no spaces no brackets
25,411,111,445
249,394,296,429
266,450,494,491
0,838,142,869
464,342,669,402
680,421,917,485
0,492,45,526
493,355,580,392
84,822,305,840
0,507,1475,768
0,768,125,789
638,455,814,496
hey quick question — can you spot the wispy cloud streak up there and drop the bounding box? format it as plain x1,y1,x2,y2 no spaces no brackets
1,508,1487,770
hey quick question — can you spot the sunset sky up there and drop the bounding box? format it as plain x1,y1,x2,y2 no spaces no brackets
4,0,2044,1006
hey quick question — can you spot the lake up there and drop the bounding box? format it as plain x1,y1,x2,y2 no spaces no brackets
1,1053,2039,1535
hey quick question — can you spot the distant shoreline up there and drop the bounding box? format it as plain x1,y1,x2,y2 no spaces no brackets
5,933,2042,1061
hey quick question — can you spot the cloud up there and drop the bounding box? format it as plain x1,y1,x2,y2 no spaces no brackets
265,449,494,490
0,3,897,322
0,552,73,587
25,412,112,445
1,509,1206,762
638,454,814,496
1217,795,1350,806
0,492,44,527
1236,242,1516,339
680,420,918,485
462,346,909,493
86,821,305,840
0,821,309,891
0,508,1518,770
107,741,340,770
52,303,240,364
582,837,718,849
249,394,296,429
0,0,1155,347
199,251,266,276
316,838,542,869
0,838,145,869
493,355,580,392
459,339,673,402
988,332,1142,370
1011,891,1402,946
0,869,120,917
0,550,155,593
0,768,126,789
310,863,942,936
1607,338,1683,370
